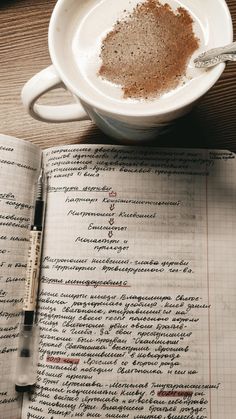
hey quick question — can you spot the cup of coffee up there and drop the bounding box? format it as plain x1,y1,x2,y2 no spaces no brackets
21,0,233,142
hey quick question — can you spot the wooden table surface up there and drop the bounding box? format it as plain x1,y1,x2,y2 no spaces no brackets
0,0,236,151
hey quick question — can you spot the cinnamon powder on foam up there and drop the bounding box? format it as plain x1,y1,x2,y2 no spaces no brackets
98,0,199,99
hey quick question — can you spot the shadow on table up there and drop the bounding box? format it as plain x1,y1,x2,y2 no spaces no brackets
79,112,210,149
0,0,18,9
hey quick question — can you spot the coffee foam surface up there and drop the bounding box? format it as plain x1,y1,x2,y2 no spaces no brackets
99,1,199,100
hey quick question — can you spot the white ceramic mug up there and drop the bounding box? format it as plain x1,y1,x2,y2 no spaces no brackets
21,0,233,142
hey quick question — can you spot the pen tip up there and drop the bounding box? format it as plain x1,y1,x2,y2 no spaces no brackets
36,169,44,200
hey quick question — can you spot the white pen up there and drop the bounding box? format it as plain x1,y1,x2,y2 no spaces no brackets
15,168,47,393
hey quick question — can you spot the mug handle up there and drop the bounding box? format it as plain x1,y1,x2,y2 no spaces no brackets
21,65,89,123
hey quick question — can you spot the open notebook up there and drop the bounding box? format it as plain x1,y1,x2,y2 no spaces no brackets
0,134,235,419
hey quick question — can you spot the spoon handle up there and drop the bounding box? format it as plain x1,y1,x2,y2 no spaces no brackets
194,42,236,68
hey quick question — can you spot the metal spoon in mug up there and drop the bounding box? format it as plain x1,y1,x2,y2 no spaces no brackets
194,41,236,68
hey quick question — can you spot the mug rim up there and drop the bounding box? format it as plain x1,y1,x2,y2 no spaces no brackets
48,0,233,118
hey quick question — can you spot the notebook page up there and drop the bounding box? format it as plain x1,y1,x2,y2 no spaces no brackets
206,151,236,417
0,135,41,419
22,145,236,419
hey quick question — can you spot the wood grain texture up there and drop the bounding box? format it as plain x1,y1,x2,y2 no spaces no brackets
0,0,235,151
